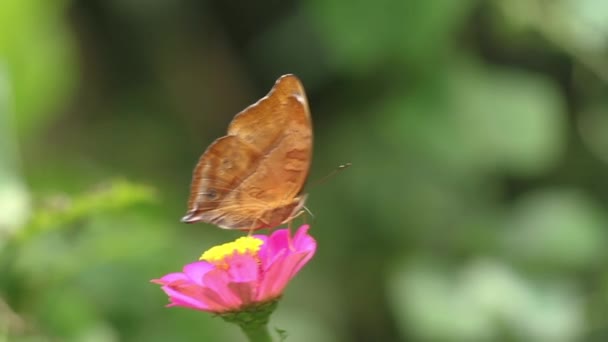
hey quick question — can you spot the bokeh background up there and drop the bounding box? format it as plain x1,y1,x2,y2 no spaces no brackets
2,0,608,341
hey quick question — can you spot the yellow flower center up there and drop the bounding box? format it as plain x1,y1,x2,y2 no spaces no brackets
200,236,264,263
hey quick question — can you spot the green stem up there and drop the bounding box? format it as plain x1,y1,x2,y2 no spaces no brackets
240,323,272,342
220,300,279,342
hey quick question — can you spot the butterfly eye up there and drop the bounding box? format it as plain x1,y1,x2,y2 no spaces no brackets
202,189,218,201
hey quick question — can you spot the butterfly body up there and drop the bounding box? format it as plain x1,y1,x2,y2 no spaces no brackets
182,74,312,230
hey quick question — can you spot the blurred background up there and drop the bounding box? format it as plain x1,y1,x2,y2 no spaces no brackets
2,0,608,341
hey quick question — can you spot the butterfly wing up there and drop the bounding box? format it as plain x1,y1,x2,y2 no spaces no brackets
182,74,312,229
227,75,312,204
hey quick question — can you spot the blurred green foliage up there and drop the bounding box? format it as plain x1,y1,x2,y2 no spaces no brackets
2,0,608,341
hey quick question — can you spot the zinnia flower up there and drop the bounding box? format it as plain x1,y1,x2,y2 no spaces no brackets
152,225,316,314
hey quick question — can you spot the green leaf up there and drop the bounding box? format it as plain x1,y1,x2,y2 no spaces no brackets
19,179,156,241
274,327,289,341
446,61,567,176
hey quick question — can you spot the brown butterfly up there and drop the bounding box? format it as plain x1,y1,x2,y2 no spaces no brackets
181,74,312,231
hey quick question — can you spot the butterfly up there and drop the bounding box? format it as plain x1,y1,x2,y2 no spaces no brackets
181,74,312,231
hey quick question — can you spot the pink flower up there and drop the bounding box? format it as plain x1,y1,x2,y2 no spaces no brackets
152,225,316,313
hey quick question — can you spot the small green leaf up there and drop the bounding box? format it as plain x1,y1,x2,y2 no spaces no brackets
18,179,156,241
274,327,289,341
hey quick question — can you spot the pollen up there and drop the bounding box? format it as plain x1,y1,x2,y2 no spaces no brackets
200,236,264,263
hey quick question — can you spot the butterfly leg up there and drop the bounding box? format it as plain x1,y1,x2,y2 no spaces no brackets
289,210,307,228
247,220,257,236
286,210,307,250
247,218,272,236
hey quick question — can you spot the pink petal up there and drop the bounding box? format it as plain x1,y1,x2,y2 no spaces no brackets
151,272,188,285
160,281,211,311
258,228,291,268
202,269,251,311
155,264,243,312
259,225,316,272
198,286,236,311
164,291,210,311
284,246,316,277
292,225,316,252
267,228,291,252
183,261,215,286
257,250,314,300
198,254,261,310
227,282,256,306
225,254,260,283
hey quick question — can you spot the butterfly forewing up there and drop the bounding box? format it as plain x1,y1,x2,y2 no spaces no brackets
182,74,312,230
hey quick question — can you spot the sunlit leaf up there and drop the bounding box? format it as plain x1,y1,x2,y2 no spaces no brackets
503,188,607,270
0,0,76,135
308,0,476,73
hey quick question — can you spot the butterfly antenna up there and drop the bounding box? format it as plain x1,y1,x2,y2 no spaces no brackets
308,163,352,189
303,206,315,221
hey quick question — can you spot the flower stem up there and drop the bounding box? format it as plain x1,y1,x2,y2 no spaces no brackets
240,323,272,342
220,300,279,342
